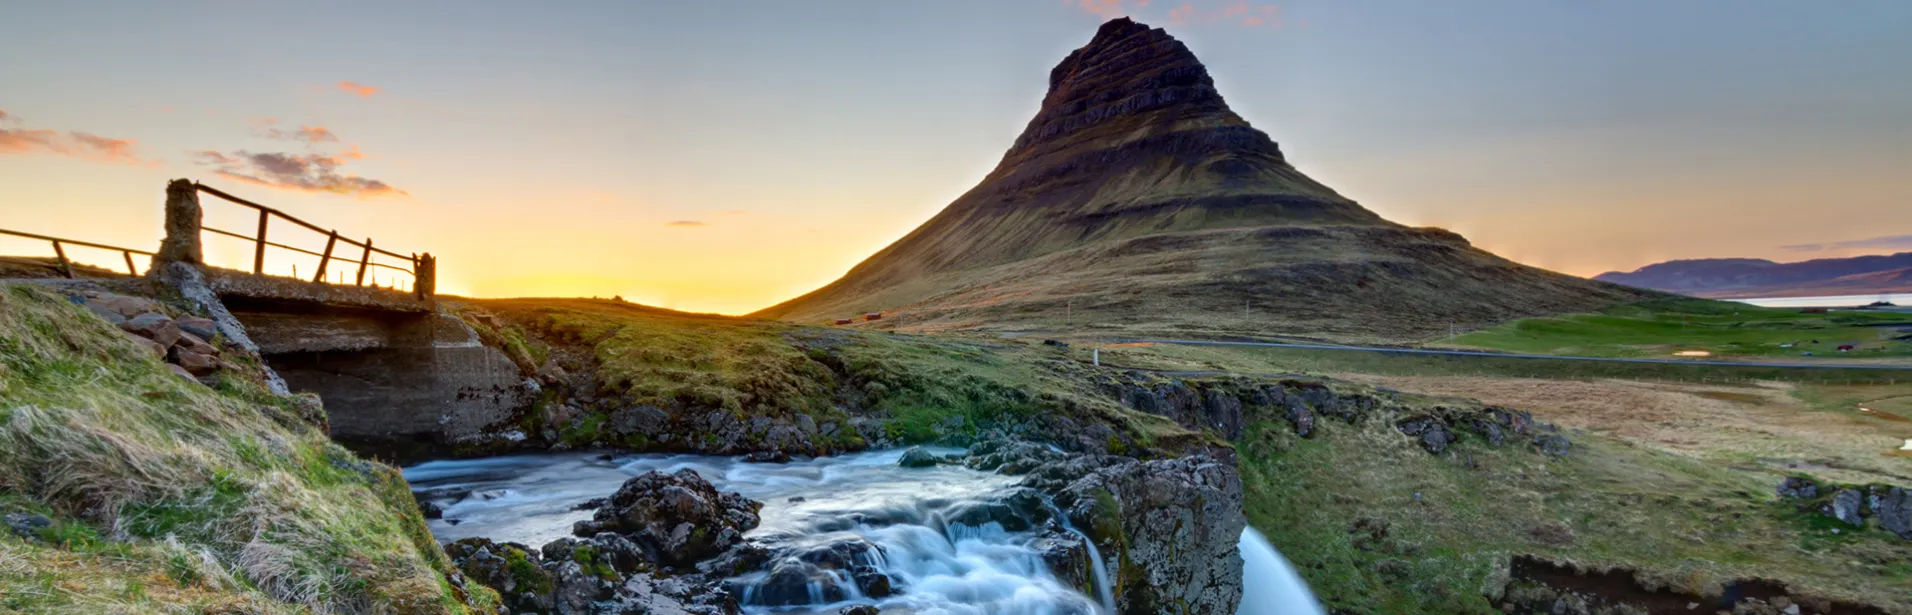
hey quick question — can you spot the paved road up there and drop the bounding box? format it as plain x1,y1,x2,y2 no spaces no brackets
1107,338,1912,371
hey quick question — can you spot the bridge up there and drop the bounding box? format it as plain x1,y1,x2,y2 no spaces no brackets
1,179,531,451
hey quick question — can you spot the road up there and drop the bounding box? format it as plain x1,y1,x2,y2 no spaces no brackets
1105,338,1912,371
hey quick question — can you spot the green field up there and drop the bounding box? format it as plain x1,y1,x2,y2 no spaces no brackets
1447,299,1912,361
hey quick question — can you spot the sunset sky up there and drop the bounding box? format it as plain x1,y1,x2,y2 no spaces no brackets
3,1,1908,314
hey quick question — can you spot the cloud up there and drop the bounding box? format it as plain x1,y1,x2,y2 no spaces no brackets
1074,0,1126,18
191,149,406,198
1165,0,1281,28
262,123,340,144
1782,234,1912,253
0,109,9,122
338,81,380,97
0,112,145,165
664,220,707,227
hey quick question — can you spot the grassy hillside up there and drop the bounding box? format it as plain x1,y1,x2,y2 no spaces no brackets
1239,404,1912,613
457,297,1199,451
1447,298,1912,361
0,284,496,614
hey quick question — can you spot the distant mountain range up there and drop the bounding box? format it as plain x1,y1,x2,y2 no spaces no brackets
1594,252,1912,299
754,18,1647,342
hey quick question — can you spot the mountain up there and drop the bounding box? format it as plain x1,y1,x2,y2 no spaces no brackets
1596,252,1912,298
754,18,1649,342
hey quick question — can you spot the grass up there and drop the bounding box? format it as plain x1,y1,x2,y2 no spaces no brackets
1236,398,1912,614
1088,338,1912,386
0,283,498,614
1448,298,1912,361
458,298,1198,450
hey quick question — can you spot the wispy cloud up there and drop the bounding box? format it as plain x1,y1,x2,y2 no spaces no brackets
264,123,340,144
1070,0,1281,28
0,110,146,165
1783,234,1912,253
337,81,380,98
191,149,405,198
1168,0,1281,28
664,220,707,228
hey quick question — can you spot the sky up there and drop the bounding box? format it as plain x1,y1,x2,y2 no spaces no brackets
3,0,1909,314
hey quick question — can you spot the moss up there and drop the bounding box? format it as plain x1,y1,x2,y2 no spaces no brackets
503,548,552,596
0,284,494,614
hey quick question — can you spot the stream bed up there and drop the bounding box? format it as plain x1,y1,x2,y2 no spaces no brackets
405,448,1322,614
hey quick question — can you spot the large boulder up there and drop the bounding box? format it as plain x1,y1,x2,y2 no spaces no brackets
444,537,556,614
572,469,763,569
1872,486,1911,540
1056,456,1245,615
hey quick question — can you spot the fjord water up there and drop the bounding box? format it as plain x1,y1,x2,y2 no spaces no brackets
404,449,1322,614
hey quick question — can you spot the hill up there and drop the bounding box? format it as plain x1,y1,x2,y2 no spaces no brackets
1596,252,1912,299
753,18,1647,342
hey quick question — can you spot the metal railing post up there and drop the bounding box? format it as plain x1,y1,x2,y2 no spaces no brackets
313,230,339,283
252,210,270,275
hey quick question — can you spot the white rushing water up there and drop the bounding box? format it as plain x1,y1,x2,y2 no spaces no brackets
405,449,1323,615
1236,527,1327,615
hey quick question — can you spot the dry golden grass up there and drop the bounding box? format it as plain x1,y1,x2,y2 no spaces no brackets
1328,374,1912,486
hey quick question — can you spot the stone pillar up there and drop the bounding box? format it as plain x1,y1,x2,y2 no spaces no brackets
415,253,437,300
155,179,203,265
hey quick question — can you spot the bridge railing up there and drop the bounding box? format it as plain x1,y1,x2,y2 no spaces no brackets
0,228,154,278
173,181,436,299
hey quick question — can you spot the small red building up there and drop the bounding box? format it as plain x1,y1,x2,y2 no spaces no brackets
834,318,853,325
1837,344,1855,352
865,312,883,321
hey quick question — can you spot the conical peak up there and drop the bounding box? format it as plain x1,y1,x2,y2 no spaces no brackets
1012,18,1235,156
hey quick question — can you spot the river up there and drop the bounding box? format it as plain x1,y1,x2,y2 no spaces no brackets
405,448,1324,614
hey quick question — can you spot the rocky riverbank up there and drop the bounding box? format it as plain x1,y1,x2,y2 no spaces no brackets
423,440,1251,615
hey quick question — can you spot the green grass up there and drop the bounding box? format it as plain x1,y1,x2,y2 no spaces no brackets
1236,396,1912,614
0,283,499,614
1448,298,1912,361
464,298,1200,450
1094,340,1912,386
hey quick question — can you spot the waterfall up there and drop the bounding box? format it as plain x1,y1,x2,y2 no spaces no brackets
1236,527,1326,615
1062,525,1118,613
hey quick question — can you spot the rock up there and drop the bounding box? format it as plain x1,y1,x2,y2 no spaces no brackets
743,450,791,464
898,446,940,468
1871,486,1911,539
548,559,612,614
1396,417,1453,454
119,313,181,348
965,439,1067,474
167,363,199,383
1825,488,1864,526
1776,476,1819,500
1057,456,1244,615
4,513,52,540
174,331,218,357
615,572,737,615
134,337,167,358
84,293,163,322
1284,397,1314,438
174,316,217,341
171,347,220,376
444,538,555,614
1532,435,1572,458
572,469,763,568
414,494,444,519
573,497,608,512
840,606,880,615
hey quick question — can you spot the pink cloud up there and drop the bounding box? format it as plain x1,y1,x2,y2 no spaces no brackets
0,112,146,165
191,148,405,199
338,81,380,97
1164,0,1281,28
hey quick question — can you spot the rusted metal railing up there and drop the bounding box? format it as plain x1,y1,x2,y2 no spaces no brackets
182,182,436,298
0,228,152,278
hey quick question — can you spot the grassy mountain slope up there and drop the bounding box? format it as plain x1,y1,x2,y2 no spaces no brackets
0,284,496,614
754,18,1648,342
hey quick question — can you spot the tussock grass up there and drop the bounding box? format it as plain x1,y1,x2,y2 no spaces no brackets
0,283,496,614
